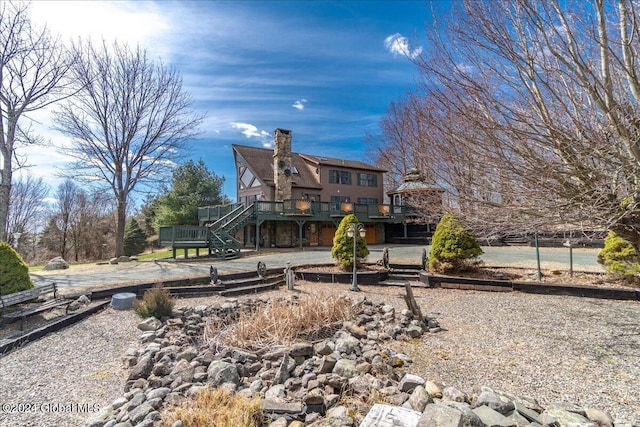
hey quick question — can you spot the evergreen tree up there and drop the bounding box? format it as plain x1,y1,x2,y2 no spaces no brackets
124,218,147,256
0,242,34,295
331,214,369,270
152,159,230,228
428,213,483,273
598,231,640,283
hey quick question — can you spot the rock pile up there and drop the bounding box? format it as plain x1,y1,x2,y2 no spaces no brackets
84,296,616,427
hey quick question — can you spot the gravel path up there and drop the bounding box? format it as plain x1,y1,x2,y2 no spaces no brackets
0,284,638,426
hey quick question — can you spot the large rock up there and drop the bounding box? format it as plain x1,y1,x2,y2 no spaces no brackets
475,391,515,415
407,386,432,412
138,317,162,331
540,406,591,426
472,405,515,427
417,403,463,427
170,359,195,383
44,256,69,270
334,331,361,355
361,404,422,427
273,354,295,385
207,360,240,387
332,359,358,379
399,373,425,393
128,355,153,381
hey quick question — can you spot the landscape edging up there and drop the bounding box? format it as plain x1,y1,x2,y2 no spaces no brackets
420,272,640,301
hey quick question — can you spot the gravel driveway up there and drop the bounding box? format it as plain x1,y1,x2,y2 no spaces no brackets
1,283,638,427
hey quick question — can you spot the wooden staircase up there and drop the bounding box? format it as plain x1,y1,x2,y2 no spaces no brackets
208,204,255,259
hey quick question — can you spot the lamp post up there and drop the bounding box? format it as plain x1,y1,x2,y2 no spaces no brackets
347,222,366,292
12,232,22,250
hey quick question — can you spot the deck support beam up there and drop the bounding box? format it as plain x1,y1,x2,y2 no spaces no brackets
255,219,265,251
295,220,306,248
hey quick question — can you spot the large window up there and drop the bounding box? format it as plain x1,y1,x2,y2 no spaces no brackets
329,169,352,185
358,173,378,187
357,197,378,204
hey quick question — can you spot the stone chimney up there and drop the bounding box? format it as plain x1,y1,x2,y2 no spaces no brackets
273,128,293,201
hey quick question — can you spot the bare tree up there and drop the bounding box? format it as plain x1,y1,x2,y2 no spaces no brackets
51,180,80,259
374,0,640,246
6,174,49,253
41,184,115,261
0,2,72,242
53,40,203,257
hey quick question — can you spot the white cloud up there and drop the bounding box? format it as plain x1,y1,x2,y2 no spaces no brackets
231,122,271,143
292,99,308,110
384,33,422,59
27,1,172,51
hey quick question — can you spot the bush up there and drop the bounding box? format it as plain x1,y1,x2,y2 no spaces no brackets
598,231,640,283
134,285,175,319
331,214,369,270
428,213,483,273
0,242,35,296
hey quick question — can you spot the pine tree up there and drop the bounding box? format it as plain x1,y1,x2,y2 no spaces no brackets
123,218,147,256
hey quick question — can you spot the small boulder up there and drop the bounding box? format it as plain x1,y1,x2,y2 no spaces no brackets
44,257,69,270
138,317,163,331
207,361,240,387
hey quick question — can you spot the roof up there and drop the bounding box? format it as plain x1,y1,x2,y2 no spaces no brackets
388,167,444,194
299,154,386,172
233,144,323,190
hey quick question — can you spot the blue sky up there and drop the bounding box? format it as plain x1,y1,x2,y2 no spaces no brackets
21,0,439,203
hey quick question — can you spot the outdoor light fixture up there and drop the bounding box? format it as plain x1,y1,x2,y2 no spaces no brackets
347,222,366,292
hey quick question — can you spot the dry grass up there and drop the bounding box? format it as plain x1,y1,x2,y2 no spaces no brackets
207,295,357,350
162,386,263,427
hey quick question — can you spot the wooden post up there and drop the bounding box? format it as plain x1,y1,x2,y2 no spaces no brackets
403,282,425,324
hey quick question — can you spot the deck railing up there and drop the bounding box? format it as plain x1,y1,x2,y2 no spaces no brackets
158,225,209,247
198,203,243,225
199,200,405,223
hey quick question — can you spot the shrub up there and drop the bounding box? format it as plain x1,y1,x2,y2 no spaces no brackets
124,218,147,256
134,285,175,319
598,231,640,283
428,213,483,273
162,386,262,427
0,242,35,296
331,214,369,270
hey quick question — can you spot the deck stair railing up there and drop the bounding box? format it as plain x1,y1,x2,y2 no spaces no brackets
207,203,255,259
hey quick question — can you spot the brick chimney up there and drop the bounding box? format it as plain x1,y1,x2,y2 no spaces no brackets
273,128,292,201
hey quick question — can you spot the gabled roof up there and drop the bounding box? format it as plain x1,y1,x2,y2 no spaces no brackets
299,154,386,172
233,144,322,190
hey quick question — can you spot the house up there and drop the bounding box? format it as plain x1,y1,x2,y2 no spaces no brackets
159,128,441,258
230,128,401,248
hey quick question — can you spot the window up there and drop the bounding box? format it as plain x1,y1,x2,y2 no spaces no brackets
329,169,352,185
331,195,350,204
357,198,378,204
358,173,378,187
